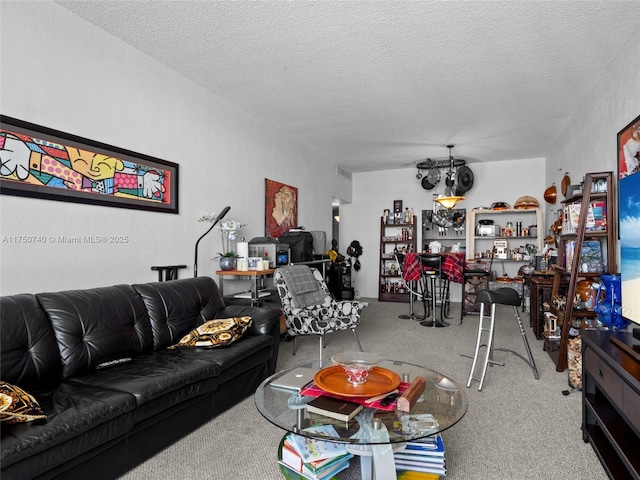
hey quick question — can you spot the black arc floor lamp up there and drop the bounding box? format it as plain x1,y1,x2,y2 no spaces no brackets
194,206,230,277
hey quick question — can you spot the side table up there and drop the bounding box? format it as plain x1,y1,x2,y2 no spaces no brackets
216,269,275,306
255,359,468,480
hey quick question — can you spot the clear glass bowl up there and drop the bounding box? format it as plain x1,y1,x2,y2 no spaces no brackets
331,352,382,385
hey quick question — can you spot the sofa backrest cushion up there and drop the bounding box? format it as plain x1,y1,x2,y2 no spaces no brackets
37,284,153,379
0,294,63,393
133,276,225,351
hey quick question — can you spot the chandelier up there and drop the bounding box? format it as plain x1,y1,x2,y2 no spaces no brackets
434,195,465,209
435,145,465,209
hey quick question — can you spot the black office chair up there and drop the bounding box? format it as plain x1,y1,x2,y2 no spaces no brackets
419,254,450,327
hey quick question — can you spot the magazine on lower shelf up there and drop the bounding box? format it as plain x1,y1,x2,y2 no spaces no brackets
287,424,348,463
280,426,353,480
279,459,351,480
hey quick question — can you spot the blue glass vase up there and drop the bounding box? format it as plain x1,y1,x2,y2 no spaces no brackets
594,274,628,330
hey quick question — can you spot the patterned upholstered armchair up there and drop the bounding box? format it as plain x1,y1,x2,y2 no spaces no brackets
273,265,367,362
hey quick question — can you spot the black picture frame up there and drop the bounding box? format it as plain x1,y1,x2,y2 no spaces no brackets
617,114,640,180
0,115,179,214
617,114,640,326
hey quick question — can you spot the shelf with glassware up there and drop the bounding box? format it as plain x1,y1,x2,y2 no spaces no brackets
468,208,543,278
546,172,616,372
378,216,417,302
421,207,466,252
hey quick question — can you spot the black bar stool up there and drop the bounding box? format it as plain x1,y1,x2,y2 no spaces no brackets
419,253,450,328
463,288,539,390
460,263,490,324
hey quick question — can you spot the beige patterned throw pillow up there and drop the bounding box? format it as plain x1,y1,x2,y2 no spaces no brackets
0,382,47,424
170,316,252,348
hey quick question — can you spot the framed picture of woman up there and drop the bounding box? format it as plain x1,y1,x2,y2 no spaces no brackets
265,179,298,238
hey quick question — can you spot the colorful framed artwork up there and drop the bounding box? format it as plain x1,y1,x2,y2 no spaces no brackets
617,114,640,325
0,116,178,213
265,179,297,238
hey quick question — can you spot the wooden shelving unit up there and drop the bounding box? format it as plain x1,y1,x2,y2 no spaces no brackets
547,172,617,372
469,207,543,278
378,217,417,302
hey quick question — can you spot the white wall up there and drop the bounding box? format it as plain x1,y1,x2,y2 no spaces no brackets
544,26,640,325
0,2,351,295
342,25,640,302
341,158,546,300
2,2,638,301
545,27,640,223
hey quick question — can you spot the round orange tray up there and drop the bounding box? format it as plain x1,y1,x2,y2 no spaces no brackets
314,365,401,398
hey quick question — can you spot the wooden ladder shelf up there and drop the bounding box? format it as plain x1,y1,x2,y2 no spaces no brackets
548,172,616,372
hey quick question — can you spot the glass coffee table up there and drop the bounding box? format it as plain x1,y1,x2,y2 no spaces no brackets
254,359,467,480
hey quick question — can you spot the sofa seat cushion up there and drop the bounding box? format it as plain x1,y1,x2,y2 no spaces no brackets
68,350,221,409
1,382,135,475
219,305,282,375
180,334,275,385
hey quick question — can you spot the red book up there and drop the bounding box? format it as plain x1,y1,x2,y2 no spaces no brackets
280,441,303,472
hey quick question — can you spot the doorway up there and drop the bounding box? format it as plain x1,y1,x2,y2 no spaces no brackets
332,201,340,247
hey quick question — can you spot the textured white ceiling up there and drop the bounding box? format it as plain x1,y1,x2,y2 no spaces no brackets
55,1,640,173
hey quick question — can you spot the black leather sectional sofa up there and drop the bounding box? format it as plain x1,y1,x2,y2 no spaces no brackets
0,277,281,480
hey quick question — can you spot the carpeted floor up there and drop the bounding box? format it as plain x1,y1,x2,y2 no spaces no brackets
120,299,607,479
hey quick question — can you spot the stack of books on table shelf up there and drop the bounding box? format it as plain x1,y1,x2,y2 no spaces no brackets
394,433,446,477
279,424,353,480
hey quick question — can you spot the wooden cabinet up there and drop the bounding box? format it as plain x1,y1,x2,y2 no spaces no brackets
530,274,560,339
468,208,543,278
582,330,640,479
378,217,417,302
548,172,617,372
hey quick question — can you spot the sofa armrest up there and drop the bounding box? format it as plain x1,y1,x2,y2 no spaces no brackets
218,305,280,337
218,305,281,375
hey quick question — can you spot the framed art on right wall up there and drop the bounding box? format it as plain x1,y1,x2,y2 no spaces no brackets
617,114,640,325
